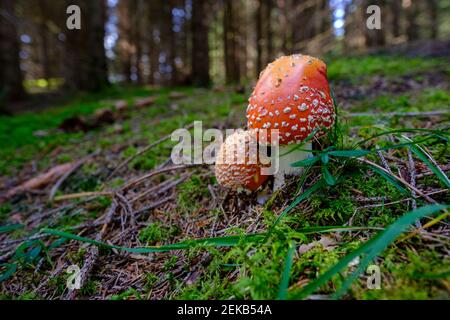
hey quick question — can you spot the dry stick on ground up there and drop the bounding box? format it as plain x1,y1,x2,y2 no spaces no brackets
357,158,437,204
120,164,199,192
416,164,450,179
54,165,198,202
108,123,195,179
115,192,135,229
49,151,99,202
376,150,393,174
356,190,449,210
131,195,175,217
54,191,113,202
65,201,118,300
131,173,191,203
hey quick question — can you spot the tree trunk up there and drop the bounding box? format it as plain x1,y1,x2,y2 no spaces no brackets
405,0,419,41
266,0,273,63
0,0,25,107
428,0,438,39
191,0,210,87
390,0,401,38
223,0,240,84
162,0,177,85
132,0,143,84
147,0,160,85
38,0,51,89
363,0,386,48
256,0,263,76
64,0,109,91
118,0,132,82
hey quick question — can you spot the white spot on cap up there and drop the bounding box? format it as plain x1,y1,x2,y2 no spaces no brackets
300,86,309,92
283,107,292,114
298,103,308,111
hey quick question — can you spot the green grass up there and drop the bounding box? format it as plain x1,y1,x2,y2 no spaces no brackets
327,55,448,81
347,88,450,113
0,54,448,300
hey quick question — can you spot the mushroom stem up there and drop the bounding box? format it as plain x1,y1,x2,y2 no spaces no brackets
273,143,312,191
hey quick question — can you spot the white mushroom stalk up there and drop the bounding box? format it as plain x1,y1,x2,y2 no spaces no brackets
274,142,312,190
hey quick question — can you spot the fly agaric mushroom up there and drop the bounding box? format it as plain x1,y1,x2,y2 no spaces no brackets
215,129,269,192
247,54,335,189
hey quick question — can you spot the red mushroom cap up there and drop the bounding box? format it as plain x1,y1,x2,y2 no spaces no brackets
247,54,335,145
215,130,269,192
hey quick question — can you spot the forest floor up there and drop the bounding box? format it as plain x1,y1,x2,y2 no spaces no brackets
0,54,449,300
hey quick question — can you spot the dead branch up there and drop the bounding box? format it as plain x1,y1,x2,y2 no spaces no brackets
120,164,199,192
130,173,191,203
49,151,99,202
64,201,118,300
358,158,437,204
108,123,194,178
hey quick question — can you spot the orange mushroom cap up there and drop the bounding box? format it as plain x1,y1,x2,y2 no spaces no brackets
247,54,335,145
215,130,269,192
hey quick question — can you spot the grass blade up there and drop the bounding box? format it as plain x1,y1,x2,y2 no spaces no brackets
0,224,23,234
322,166,336,186
0,263,17,282
328,150,371,157
269,180,325,232
41,228,265,253
291,204,447,300
399,136,450,188
278,241,296,300
369,165,409,194
291,156,320,167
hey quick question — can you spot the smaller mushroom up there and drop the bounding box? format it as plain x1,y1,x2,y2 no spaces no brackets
215,129,269,192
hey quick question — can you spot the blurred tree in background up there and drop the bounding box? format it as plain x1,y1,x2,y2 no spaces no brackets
0,0,449,109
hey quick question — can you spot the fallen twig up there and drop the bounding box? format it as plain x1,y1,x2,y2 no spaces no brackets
64,201,118,300
131,195,175,216
130,173,191,203
54,191,113,202
120,164,199,192
108,123,194,178
358,158,437,204
49,152,99,202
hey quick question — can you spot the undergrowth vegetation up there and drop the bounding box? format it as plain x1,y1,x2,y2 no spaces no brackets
0,55,448,300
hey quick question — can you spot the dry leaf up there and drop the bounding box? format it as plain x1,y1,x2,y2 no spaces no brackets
6,162,75,198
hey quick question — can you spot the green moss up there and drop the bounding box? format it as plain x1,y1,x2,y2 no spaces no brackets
177,175,213,214
0,203,12,223
138,221,180,245
355,250,450,300
327,55,447,81
110,288,142,300
80,280,100,296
